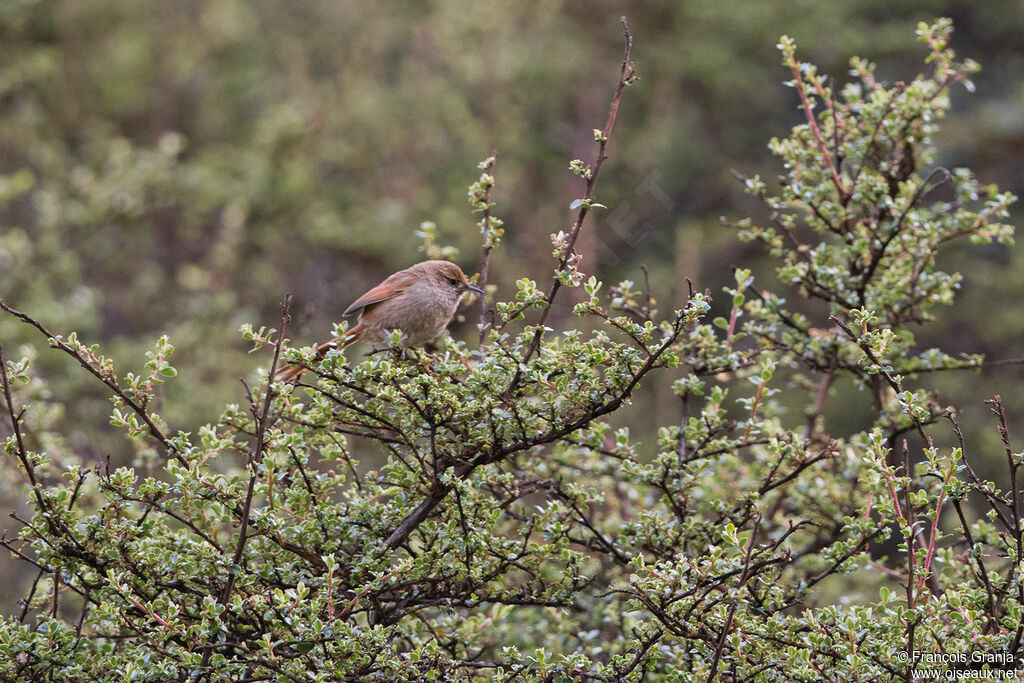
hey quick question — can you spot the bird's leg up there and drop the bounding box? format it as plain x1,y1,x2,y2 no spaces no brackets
363,345,412,360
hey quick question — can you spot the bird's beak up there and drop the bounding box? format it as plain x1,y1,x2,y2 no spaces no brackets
464,283,485,295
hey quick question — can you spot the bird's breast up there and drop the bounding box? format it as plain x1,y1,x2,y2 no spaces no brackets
362,285,458,347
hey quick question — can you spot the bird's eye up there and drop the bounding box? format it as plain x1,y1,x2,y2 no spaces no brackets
448,278,461,286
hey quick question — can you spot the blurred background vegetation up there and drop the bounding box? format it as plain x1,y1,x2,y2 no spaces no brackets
1,0,1022,611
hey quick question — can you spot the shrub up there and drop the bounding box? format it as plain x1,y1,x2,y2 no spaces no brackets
1,18,1019,681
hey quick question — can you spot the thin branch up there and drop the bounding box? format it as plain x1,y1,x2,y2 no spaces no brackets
519,17,636,366
849,83,904,191
18,569,44,623
784,53,849,202
235,294,292,578
477,152,498,348
857,167,952,305
708,513,763,681
804,372,834,441
202,295,292,671
0,345,46,511
0,300,179,462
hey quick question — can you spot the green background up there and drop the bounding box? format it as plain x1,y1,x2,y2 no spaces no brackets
1,0,1022,613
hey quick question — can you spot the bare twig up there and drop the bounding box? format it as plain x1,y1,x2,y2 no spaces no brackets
18,569,44,623
519,17,636,365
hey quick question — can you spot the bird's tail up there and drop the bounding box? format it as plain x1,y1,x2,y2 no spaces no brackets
276,324,362,383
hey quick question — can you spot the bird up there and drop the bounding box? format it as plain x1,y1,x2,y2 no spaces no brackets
276,260,484,382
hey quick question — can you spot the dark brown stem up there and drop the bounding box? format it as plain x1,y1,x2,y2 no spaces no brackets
18,569,44,623
233,294,291,577
52,571,60,620
384,483,449,550
857,167,952,307
804,371,834,440
385,309,687,551
201,295,292,672
520,17,635,366
708,513,763,681
0,345,45,511
384,19,640,552
829,315,934,448
849,83,903,191
989,396,1022,538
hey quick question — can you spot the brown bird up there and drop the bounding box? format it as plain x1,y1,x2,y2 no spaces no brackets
277,260,484,382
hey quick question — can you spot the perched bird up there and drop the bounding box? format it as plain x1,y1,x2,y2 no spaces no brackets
277,260,483,382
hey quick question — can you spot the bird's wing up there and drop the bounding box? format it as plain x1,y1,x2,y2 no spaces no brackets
343,269,416,316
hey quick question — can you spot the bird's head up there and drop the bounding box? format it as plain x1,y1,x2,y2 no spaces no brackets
419,260,484,299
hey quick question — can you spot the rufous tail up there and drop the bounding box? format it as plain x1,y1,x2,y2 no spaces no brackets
275,324,361,383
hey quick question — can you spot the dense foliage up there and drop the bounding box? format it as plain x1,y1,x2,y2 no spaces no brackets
1,16,1022,683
